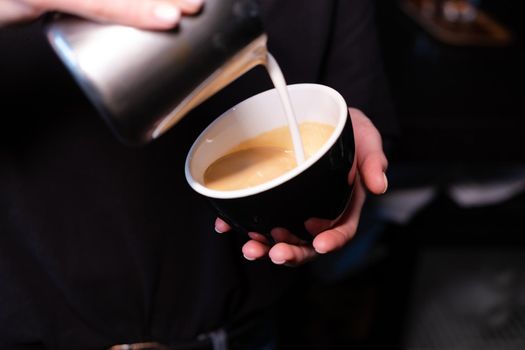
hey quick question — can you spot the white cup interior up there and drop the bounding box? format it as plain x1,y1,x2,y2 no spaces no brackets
185,83,348,199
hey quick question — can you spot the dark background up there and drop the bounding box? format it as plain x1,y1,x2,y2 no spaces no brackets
278,1,525,349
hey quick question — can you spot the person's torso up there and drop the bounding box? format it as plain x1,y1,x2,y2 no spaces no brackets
0,1,343,348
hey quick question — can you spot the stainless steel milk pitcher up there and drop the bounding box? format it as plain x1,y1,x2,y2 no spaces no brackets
45,0,267,145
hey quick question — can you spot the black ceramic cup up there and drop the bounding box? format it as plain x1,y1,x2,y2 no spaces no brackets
185,84,355,242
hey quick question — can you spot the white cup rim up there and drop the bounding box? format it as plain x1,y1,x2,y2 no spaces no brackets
185,83,348,199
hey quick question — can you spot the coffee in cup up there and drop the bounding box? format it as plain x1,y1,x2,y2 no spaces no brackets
185,84,354,242
203,122,335,191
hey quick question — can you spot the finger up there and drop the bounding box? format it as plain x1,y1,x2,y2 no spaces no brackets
270,227,305,245
248,232,269,244
349,108,389,195
269,242,317,266
0,0,44,26
242,240,270,261
360,152,388,195
312,180,366,254
304,217,334,236
169,0,204,14
214,218,231,233
31,0,201,29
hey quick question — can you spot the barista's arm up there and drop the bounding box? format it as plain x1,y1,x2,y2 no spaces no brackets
0,0,202,28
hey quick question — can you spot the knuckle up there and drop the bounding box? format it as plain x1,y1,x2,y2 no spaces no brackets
336,223,357,241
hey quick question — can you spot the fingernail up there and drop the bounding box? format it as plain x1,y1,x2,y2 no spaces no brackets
214,226,224,234
313,241,328,254
153,2,181,24
243,254,256,261
271,259,286,265
382,172,388,194
315,247,327,254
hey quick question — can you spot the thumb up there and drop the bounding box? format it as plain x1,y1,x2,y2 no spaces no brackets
350,108,388,195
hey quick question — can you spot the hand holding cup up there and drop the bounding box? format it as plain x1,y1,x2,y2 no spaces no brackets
186,84,387,266
233,108,388,266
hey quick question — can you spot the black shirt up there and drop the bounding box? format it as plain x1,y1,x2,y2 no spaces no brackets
0,0,396,348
